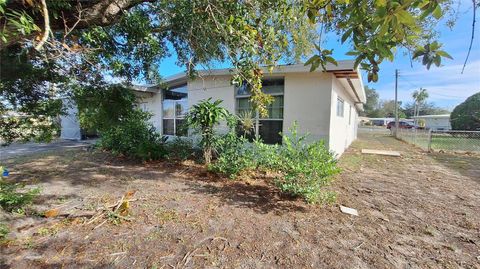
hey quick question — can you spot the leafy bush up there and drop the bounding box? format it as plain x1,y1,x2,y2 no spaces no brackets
209,133,256,178
186,98,230,164
273,123,340,203
0,167,40,212
209,122,339,203
165,137,199,161
74,84,167,160
73,84,138,133
0,223,8,240
251,139,281,170
451,92,480,131
0,116,59,146
98,110,167,161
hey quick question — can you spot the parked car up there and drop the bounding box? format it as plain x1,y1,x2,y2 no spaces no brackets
387,121,415,129
371,120,386,126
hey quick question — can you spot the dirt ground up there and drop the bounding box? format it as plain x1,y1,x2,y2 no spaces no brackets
1,132,479,268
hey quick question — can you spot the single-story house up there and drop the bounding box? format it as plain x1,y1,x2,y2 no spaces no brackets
132,60,366,156
413,114,451,130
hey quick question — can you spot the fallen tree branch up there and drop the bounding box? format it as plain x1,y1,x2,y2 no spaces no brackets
177,236,228,268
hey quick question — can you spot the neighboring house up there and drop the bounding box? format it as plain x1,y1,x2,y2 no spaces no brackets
358,116,369,125
133,60,366,156
413,114,451,130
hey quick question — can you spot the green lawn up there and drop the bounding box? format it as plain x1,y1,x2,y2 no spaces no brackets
397,130,480,152
430,136,480,152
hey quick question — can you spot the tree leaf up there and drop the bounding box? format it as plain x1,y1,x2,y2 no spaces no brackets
412,49,423,59
432,5,442,19
374,0,387,7
396,10,416,26
341,28,353,43
437,50,453,59
304,55,319,66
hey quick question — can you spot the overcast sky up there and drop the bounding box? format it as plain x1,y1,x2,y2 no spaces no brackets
158,1,479,111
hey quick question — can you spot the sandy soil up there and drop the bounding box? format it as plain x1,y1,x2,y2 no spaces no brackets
1,132,479,268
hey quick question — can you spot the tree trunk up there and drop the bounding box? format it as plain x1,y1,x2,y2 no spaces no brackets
204,147,212,165
413,103,417,126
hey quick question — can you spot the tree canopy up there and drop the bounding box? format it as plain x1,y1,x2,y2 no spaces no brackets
403,101,449,118
451,92,480,131
0,0,471,142
361,86,448,118
361,86,380,117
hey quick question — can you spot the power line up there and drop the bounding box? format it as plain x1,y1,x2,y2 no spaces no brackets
398,74,465,99
397,74,421,90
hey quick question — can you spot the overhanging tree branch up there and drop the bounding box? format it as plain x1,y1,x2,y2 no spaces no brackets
0,0,153,50
34,0,50,51
462,0,477,74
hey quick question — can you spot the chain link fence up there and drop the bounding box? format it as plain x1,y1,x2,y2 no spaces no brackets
394,128,480,153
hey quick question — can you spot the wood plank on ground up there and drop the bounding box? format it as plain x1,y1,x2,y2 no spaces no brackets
340,205,359,216
361,149,401,157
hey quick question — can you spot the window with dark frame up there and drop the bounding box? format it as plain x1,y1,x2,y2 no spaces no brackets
235,78,284,144
162,84,188,136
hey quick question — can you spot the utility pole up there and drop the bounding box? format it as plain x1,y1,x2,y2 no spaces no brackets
394,69,399,138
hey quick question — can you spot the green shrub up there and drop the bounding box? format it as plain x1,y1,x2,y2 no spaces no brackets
318,191,337,204
209,133,256,178
209,122,339,203
74,84,168,160
273,123,340,203
0,168,40,212
74,84,138,133
209,120,339,203
0,116,59,145
165,137,199,161
252,139,281,170
0,223,8,240
98,110,167,161
451,92,480,131
186,98,230,164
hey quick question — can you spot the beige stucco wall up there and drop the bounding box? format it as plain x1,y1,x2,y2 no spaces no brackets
328,78,359,157
188,75,235,112
283,73,333,143
134,91,163,132
188,75,235,134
